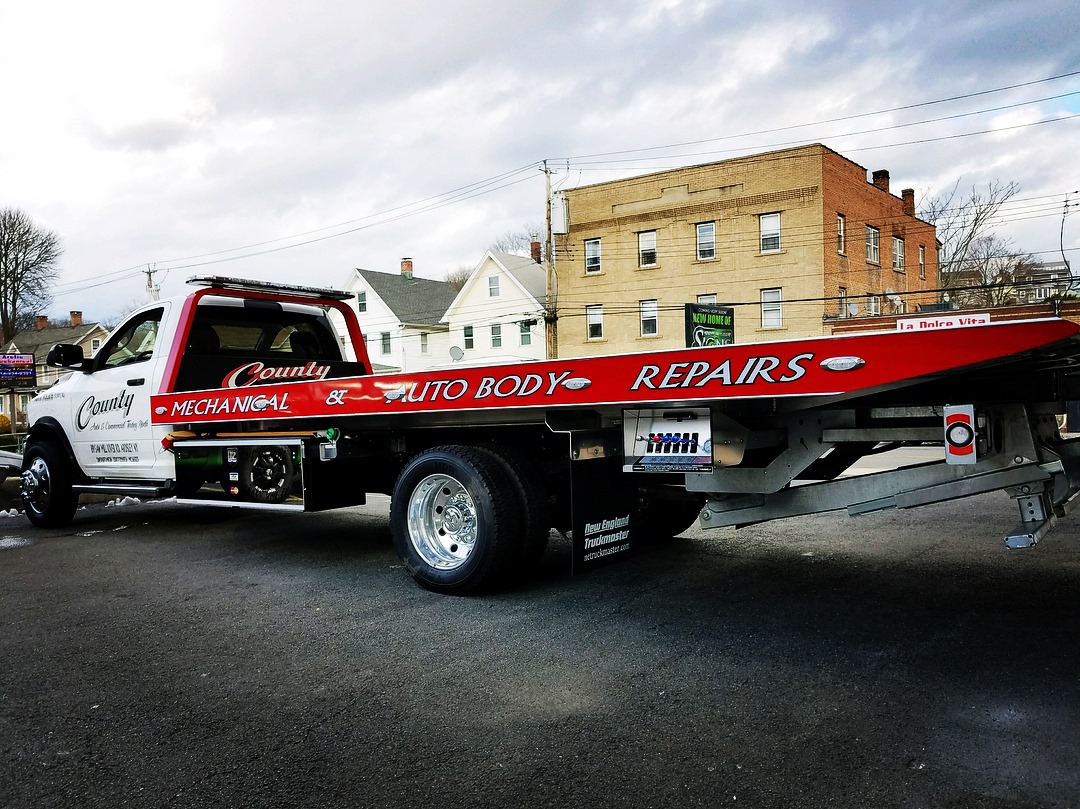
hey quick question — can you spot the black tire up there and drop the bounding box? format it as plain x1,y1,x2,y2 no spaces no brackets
390,445,523,595
475,444,552,570
239,447,295,504
21,441,79,528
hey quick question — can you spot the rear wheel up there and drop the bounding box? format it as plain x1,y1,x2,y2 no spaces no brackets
21,441,79,528
476,444,551,570
391,446,523,594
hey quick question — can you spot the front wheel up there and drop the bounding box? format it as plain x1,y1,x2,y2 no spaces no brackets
21,441,79,528
390,446,523,595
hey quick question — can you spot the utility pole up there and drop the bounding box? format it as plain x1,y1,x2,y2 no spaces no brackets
543,161,558,359
1062,192,1074,278
145,265,160,302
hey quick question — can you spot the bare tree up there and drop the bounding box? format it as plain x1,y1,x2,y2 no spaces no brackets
489,225,544,258
951,234,1037,308
919,180,1020,299
0,208,62,341
443,265,473,291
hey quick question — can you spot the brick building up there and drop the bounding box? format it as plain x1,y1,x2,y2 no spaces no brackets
552,143,939,356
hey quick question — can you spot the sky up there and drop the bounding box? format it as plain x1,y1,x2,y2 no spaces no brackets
2,0,1079,325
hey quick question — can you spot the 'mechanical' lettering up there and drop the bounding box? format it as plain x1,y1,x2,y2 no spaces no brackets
170,392,291,418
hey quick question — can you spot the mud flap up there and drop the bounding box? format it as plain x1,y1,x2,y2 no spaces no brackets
570,454,637,574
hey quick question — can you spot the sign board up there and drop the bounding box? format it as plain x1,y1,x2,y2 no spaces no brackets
0,353,35,388
897,313,990,332
684,303,735,347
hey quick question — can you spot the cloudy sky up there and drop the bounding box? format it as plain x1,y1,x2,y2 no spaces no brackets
3,0,1078,323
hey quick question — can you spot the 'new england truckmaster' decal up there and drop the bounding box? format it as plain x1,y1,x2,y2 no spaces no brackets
150,319,1079,426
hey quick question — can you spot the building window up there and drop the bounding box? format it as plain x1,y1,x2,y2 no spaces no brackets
837,214,846,254
761,288,782,328
697,293,717,305
463,325,474,350
585,239,601,274
640,299,658,337
420,332,428,354
867,295,881,316
380,332,391,354
839,287,848,317
866,226,880,264
519,321,532,347
893,237,905,271
760,213,781,252
488,276,500,297
919,245,926,279
586,305,604,340
357,292,367,313
696,222,715,260
639,231,657,267
491,324,502,348
91,338,102,353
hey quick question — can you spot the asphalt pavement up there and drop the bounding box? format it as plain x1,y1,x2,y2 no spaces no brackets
2,484,1079,808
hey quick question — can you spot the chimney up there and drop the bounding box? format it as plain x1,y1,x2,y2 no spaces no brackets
70,310,83,327
901,188,915,217
36,315,49,331
400,257,413,279
872,170,890,192
530,240,542,264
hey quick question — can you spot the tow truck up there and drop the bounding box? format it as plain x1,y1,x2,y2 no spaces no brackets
20,276,1080,593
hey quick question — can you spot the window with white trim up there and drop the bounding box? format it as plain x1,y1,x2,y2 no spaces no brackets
420,332,428,353
639,299,658,337
519,321,532,347
488,276,500,297
893,237,905,271
761,288,782,328
837,214,846,254
463,325,474,350
639,231,657,267
585,239,601,274
839,287,848,317
696,222,715,260
380,332,391,354
866,226,880,264
919,245,926,279
867,295,881,316
357,292,367,313
697,293,717,305
491,323,502,348
586,305,604,339
760,213,781,252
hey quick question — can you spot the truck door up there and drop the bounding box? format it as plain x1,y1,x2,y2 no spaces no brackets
69,305,167,476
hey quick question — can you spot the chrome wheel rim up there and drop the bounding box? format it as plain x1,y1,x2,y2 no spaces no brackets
21,457,51,515
406,473,477,570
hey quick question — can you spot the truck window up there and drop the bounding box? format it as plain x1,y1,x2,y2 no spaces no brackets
99,307,164,369
173,304,366,392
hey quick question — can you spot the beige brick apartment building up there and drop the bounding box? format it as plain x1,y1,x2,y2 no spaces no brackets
552,144,938,356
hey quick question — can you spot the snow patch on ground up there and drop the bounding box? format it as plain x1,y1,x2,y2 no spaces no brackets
105,497,142,508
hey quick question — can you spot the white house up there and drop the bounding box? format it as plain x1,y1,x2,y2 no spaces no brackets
332,259,459,373
441,249,548,365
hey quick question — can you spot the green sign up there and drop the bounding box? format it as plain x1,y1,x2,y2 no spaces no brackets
684,303,734,347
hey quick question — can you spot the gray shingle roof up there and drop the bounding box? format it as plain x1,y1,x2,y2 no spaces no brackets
490,252,547,301
6,323,110,364
357,269,458,326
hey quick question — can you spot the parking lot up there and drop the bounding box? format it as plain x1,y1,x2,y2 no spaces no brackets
3,483,1080,808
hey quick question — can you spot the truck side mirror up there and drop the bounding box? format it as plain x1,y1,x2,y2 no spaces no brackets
46,343,87,371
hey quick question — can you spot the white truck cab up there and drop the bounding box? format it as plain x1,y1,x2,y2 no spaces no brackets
21,277,364,526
